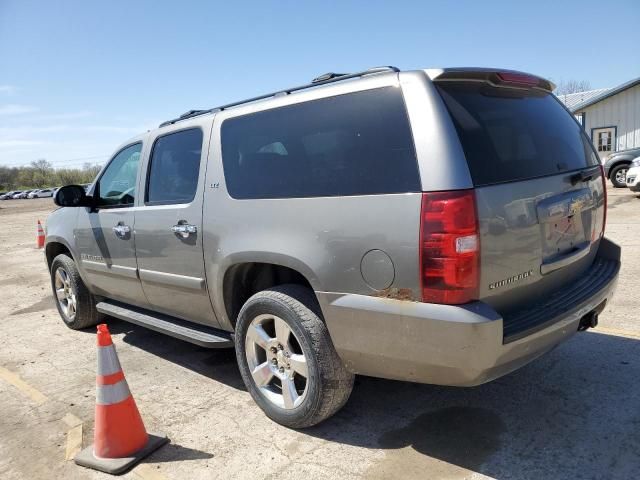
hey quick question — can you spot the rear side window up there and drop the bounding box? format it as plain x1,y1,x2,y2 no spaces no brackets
437,83,599,186
221,87,419,199
146,128,203,205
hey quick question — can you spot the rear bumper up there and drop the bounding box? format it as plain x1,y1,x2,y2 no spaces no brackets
319,238,621,387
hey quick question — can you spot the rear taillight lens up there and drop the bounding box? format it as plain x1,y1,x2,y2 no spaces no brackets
420,190,480,304
495,72,540,87
600,164,607,235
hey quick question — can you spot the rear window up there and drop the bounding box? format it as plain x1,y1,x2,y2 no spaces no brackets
437,83,599,186
221,87,420,199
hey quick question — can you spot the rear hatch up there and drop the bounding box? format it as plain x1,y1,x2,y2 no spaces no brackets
435,74,606,318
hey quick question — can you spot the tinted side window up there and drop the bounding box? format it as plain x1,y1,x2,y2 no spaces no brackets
97,143,141,207
146,128,203,205
221,88,419,199
437,82,598,186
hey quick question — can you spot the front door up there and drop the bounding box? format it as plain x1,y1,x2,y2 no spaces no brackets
133,125,218,326
593,127,616,160
75,142,148,307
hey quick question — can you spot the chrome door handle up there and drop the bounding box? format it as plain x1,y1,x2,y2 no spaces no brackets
171,223,197,238
112,224,131,238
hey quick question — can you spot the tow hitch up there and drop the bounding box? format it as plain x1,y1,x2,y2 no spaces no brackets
578,300,607,331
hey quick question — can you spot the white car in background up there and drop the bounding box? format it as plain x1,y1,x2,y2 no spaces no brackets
28,188,55,198
0,190,21,200
626,157,640,193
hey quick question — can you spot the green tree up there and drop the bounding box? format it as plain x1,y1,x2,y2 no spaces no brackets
0,159,103,190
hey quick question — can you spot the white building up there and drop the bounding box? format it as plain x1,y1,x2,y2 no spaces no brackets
556,77,640,159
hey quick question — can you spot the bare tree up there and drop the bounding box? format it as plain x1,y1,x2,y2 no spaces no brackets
554,79,592,96
0,166,19,190
82,162,102,182
29,159,54,188
31,158,53,174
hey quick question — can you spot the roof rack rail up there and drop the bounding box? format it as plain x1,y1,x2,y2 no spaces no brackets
158,66,400,128
311,72,349,83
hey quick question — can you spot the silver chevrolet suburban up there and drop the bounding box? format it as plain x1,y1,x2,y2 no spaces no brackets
46,66,621,428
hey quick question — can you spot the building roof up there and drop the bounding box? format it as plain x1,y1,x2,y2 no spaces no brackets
560,76,640,113
555,88,612,111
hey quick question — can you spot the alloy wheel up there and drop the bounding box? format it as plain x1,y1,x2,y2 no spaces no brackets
615,168,628,186
244,314,309,409
54,267,76,320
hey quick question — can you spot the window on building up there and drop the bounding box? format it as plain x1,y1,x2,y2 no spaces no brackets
597,131,612,152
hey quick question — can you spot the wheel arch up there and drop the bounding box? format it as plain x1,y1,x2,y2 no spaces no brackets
45,237,75,270
221,259,321,330
607,159,632,178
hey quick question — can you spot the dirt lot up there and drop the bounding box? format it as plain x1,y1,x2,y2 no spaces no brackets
0,189,639,480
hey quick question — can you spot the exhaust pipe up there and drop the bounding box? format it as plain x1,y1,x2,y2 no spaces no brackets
578,300,607,332
578,311,599,331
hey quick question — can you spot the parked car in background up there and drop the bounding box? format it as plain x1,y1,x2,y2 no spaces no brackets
625,157,640,193
18,190,35,199
603,146,640,188
7,191,24,199
1,191,21,199
29,188,55,198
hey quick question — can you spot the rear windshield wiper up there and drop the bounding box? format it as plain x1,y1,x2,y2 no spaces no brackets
569,166,600,185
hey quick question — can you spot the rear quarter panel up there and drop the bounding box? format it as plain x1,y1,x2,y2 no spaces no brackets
202,182,424,331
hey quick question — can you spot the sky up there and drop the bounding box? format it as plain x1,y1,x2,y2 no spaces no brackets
1,0,638,168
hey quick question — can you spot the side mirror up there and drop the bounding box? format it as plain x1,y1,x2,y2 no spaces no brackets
54,185,92,207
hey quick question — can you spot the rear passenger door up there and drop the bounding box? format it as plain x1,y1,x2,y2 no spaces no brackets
134,121,218,326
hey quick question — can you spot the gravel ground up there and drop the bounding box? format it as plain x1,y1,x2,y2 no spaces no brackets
0,189,638,480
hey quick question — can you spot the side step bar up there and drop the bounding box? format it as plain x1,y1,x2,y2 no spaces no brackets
96,301,233,348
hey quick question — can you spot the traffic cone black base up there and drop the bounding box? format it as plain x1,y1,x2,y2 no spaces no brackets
74,432,168,475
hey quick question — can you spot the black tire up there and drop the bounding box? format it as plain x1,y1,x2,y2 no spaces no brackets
235,284,354,428
610,164,629,188
50,253,104,330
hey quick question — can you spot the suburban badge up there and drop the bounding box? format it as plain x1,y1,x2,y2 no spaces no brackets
489,270,534,290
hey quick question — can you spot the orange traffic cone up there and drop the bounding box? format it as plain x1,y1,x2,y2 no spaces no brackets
74,324,168,474
36,220,45,248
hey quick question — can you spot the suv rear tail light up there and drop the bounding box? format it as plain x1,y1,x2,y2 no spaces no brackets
495,72,540,87
600,164,607,235
420,190,480,304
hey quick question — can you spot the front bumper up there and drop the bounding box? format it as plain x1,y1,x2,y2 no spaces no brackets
626,166,640,191
319,238,621,387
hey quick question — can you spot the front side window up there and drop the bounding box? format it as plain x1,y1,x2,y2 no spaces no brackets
96,143,141,207
146,128,203,205
221,87,420,199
